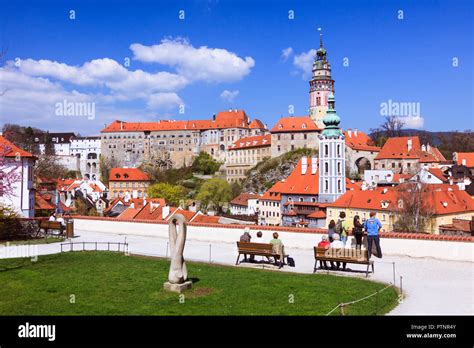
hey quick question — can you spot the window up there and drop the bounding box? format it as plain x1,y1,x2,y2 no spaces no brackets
324,144,329,157
291,134,294,140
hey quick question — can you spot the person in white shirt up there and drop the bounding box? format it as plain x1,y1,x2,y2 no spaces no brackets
329,234,347,270
55,214,66,227
48,213,56,222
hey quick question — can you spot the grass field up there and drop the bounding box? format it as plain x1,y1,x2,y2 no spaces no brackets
0,252,399,315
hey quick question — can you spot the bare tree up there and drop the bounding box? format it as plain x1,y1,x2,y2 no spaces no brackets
381,115,405,138
0,144,22,198
394,182,435,233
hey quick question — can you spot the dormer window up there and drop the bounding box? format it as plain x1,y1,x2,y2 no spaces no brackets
302,123,307,129
115,174,121,179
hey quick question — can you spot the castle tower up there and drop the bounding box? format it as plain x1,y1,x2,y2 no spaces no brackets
309,32,335,129
318,94,346,203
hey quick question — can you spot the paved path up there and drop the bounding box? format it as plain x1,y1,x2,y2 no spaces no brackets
1,229,472,315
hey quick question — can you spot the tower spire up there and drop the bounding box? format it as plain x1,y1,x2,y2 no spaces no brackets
319,28,323,48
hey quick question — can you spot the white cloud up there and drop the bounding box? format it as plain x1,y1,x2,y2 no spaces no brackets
220,90,239,102
292,49,316,79
0,38,255,133
147,93,183,110
397,115,425,129
130,38,255,83
281,47,293,61
14,58,188,97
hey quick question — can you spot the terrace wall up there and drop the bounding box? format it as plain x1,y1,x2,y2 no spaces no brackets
73,217,473,262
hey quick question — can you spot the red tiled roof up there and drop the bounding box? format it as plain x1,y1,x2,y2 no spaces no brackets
117,208,141,220
375,136,446,162
228,134,271,150
329,184,474,216
249,119,265,129
308,210,327,219
427,168,448,182
343,130,380,152
35,192,56,210
270,116,320,133
0,135,34,158
276,158,320,195
455,152,474,167
230,193,260,206
191,214,220,223
109,168,150,182
168,208,196,222
101,110,265,133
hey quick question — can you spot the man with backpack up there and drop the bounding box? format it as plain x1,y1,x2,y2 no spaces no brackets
364,211,383,258
335,212,350,246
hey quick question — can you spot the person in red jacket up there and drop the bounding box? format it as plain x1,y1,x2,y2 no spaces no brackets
317,235,331,269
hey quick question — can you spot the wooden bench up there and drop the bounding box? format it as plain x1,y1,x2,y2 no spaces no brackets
236,242,284,268
313,247,374,277
38,220,64,237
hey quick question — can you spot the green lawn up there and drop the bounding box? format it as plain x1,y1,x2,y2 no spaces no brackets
0,252,399,316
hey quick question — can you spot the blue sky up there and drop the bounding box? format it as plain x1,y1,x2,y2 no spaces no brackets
0,0,472,135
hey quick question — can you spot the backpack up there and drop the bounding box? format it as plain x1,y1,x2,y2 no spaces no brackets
335,219,343,234
287,256,295,267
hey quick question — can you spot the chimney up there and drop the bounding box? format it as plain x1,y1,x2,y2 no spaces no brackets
407,138,413,151
427,143,431,152
354,128,358,137
311,156,318,174
462,159,466,166
162,205,170,220
470,216,474,233
301,156,308,174
212,114,216,121
449,178,453,186
120,121,124,131
347,129,352,138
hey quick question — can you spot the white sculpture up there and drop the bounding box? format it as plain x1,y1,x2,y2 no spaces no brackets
168,214,188,284
164,214,192,292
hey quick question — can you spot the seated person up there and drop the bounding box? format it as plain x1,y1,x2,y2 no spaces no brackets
329,234,347,271
270,232,285,265
239,229,253,262
48,213,56,222
254,231,265,243
317,235,330,269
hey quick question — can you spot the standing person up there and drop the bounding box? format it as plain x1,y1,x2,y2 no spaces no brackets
352,215,364,250
327,220,336,242
364,212,383,258
335,212,350,246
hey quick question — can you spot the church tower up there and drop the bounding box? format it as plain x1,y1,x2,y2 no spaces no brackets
318,94,346,203
309,32,335,129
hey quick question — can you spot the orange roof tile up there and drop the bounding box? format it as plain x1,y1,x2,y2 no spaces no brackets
343,130,380,152
375,136,446,162
117,208,141,220
229,134,271,151
270,116,320,133
109,168,150,182
35,192,56,210
308,210,327,219
275,158,319,195
230,193,260,206
101,110,265,133
191,214,220,223
456,152,474,167
0,135,34,158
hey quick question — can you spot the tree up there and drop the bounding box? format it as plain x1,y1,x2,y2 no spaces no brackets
73,198,99,216
370,116,405,147
2,124,42,155
147,182,186,206
43,132,55,156
393,182,435,233
438,130,474,160
34,155,68,181
230,181,242,198
192,151,222,175
99,155,119,185
196,178,232,213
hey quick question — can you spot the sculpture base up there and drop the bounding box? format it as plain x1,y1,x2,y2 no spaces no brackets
163,281,193,293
